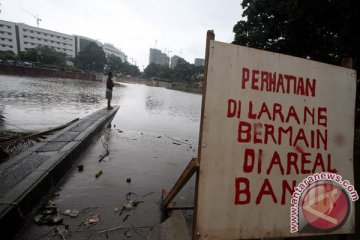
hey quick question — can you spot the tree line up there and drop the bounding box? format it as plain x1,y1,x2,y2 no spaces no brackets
0,42,140,76
143,58,204,83
233,0,359,72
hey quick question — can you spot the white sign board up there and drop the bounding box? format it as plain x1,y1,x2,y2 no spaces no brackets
196,41,357,239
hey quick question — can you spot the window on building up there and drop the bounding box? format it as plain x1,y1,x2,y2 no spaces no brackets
9,46,13,48
7,26,11,29
44,33,47,36
30,37,34,39
30,30,34,33
0,24,3,27
23,29,27,32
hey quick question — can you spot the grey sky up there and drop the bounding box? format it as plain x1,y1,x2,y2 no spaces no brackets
1,0,243,69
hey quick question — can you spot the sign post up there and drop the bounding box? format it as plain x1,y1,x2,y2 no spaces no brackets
194,40,357,239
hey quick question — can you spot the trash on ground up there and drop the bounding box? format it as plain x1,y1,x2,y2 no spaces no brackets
124,230,131,238
123,214,130,222
34,202,65,225
125,192,137,199
88,214,100,224
95,170,103,178
172,142,181,145
69,210,79,218
53,225,69,240
114,208,119,213
54,192,60,197
142,191,155,198
61,209,71,216
77,165,84,171
157,136,162,138
34,212,63,225
118,130,123,133
99,152,109,162
123,200,135,210
126,177,131,183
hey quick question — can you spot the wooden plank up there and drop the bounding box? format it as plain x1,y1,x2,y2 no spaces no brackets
162,158,199,209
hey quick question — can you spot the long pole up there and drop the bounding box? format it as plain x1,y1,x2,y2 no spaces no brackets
192,30,215,240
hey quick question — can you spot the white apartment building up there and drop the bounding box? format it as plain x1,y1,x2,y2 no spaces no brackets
0,20,129,62
17,23,76,57
103,43,127,62
0,20,17,54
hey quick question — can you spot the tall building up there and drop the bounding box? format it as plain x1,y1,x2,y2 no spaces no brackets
149,48,169,66
170,55,181,68
17,23,76,57
103,43,127,62
0,20,17,54
75,35,99,55
0,19,128,61
194,58,205,66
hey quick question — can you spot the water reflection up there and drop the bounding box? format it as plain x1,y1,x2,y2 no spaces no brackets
0,75,201,141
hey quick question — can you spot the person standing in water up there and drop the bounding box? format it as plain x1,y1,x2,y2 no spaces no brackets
106,71,114,109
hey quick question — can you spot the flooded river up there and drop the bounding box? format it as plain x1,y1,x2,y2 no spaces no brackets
0,75,201,139
1,75,202,239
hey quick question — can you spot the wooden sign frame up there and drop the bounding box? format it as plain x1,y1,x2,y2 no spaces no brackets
162,30,356,240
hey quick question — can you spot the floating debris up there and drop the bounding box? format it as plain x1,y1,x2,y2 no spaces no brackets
123,214,130,222
95,170,103,178
34,212,63,225
124,230,131,238
54,225,69,240
99,152,109,162
142,191,155,198
126,177,131,183
88,214,100,224
123,200,135,210
77,165,84,171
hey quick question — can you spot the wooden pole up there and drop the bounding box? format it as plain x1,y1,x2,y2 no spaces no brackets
192,30,215,240
161,158,199,209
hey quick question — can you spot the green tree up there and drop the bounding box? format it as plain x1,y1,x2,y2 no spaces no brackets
74,42,106,72
18,46,67,67
172,59,195,82
106,55,123,73
143,63,162,79
233,0,360,71
0,50,17,60
122,61,140,77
